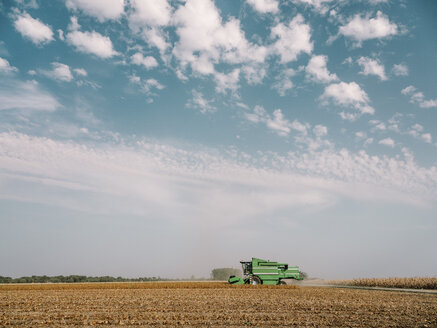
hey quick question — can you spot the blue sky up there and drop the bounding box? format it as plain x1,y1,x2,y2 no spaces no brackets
0,0,436,279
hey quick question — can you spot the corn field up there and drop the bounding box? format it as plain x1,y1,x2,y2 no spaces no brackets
1,281,436,327
332,277,437,290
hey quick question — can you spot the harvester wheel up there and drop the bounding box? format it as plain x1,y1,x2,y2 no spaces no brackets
278,280,287,285
251,276,262,285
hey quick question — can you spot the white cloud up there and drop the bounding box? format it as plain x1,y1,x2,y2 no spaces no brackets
73,68,87,76
355,132,374,147
369,119,388,131
421,133,432,144
321,82,375,120
242,64,266,85
411,123,423,132
339,11,397,46
246,0,279,14
402,85,437,109
129,74,165,101
144,79,164,91
129,75,140,84
290,119,309,135
68,16,81,31
0,79,59,111
364,138,374,146
57,29,64,41
407,129,419,138
141,27,170,53
375,122,386,130
375,115,434,145
214,69,240,94
128,0,171,30
42,62,73,82
0,57,18,73
267,110,293,136
66,27,118,59
187,90,216,114
357,57,387,80
379,137,395,147
131,53,159,69
127,1,172,57
245,105,298,137
392,63,408,76
401,85,415,95
419,99,437,109
66,0,125,22
342,56,353,65
14,0,39,9
406,124,432,144
270,14,313,63
272,68,295,96
172,0,267,77
13,11,54,45
245,105,267,124
291,0,333,14
1,132,436,223
306,54,338,83
313,125,328,137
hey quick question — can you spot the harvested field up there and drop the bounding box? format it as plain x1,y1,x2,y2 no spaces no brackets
1,282,436,327
330,277,437,290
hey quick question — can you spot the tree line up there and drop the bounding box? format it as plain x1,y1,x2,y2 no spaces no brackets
0,275,165,284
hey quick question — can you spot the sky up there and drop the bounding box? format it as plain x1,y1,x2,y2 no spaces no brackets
0,0,436,280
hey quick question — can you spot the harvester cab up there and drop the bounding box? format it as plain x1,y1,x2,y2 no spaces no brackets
240,261,252,276
228,257,302,285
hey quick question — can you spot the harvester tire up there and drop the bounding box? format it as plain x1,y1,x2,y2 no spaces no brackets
251,276,262,285
278,280,287,285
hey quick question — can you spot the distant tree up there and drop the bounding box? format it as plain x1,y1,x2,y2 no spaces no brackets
0,276,12,283
211,268,242,281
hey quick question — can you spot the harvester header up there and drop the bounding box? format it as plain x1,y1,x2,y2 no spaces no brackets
228,257,301,285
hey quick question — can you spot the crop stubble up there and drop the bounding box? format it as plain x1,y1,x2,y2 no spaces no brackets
0,282,436,327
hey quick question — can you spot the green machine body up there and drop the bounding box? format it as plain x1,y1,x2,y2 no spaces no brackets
228,257,302,285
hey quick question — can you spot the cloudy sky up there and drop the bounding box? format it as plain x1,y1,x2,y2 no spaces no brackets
0,0,436,279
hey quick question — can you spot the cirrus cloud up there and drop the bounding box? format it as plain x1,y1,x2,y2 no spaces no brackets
0,79,59,112
0,131,436,225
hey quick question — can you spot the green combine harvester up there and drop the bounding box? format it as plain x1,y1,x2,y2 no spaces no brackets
228,257,302,285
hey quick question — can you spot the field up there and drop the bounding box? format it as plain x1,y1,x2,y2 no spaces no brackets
330,277,437,290
1,282,436,327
